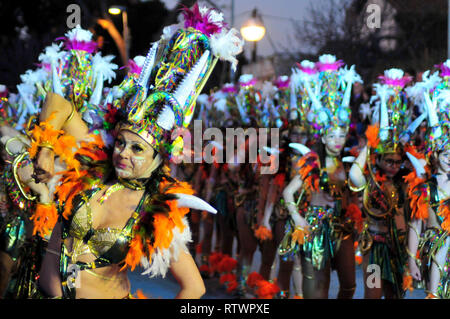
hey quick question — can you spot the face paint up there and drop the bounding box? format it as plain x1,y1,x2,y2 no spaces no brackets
112,130,156,179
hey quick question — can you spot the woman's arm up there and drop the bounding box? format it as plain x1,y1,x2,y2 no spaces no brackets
349,145,368,189
282,175,308,228
407,218,423,281
170,250,206,299
261,180,278,231
34,93,90,182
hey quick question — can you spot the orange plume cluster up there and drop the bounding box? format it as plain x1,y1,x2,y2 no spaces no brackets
254,225,273,241
404,171,429,220
124,234,145,271
291,226,309,245
122,179,194,271
345,203,364,233
298,152,320,192
365,125,380,149
403,274,414,292
438,200,450,232
28,116,80,172
30,202,58,237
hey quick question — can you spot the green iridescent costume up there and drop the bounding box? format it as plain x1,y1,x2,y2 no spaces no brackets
359,176,407,298
412,177,450,299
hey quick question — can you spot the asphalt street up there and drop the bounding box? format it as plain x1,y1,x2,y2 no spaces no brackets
128,244,427,299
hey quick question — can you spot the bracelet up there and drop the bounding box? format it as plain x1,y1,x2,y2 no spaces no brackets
12,152,37,201
348,178,367,192
37,201,54,206
406,247,419,261
38,142,55,151
286,201,297,207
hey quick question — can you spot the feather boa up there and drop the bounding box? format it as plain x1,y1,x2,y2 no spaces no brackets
403,170,429,220
296,151,320,192
124,179,195,278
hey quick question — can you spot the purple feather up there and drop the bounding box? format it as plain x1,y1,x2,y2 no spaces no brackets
180,3,224,37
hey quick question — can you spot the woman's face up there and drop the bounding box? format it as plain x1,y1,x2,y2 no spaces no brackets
321,127,347,156
112,130,155,179
437,149,450,173
378,153,403,178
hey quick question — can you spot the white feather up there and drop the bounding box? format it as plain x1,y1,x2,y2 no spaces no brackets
141,217,192,278
64,25,93,42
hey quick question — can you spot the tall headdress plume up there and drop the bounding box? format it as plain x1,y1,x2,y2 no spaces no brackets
116,3,244,157
366,68,412,154
294,54,362,137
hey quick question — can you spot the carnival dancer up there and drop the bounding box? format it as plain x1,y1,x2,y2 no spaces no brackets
250,76,301,298
404,63,450,299
349,68,414,299
28,3,243,299
0,24,126,298
283,54,363,299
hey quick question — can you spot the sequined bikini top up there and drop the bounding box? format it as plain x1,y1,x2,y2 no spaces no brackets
65,188,140,262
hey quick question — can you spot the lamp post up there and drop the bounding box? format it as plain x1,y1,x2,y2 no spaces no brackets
109,5,129,62
240,8,266,63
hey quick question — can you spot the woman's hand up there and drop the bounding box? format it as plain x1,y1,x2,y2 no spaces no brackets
409,259,422,281
18,161,51,203
33,147,55,183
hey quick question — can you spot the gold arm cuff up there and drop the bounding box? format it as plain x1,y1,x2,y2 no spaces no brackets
348,178,367,192
406,247,419,262
12,152,37,201
38,142,55,150
63,101,76,126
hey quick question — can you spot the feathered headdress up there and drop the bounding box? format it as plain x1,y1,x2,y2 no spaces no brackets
117,3,244,156
294,54,362,137
291,60,319,136
367,68,412,154
235,74,262,126
407,63,450,155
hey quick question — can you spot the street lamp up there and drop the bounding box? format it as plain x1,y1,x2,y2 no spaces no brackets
240,8,266,63
108,5,129,62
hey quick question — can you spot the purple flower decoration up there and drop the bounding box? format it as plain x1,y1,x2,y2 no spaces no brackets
180,3,225,37
239,78,257,87
221,85,237,93
315,60,344,72
274,77,290,89
124,59,142,75
296,62,317,75
378,75,412,88
56,37,98,53
435,62,450,77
